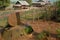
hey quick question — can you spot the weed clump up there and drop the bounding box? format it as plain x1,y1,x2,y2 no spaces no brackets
24,25,34,34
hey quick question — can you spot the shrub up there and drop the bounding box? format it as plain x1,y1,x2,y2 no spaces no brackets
55,9,60,22
24,26,34,34
51,8,60,22
52,0,60,22
56,28,60,38
43,30,50,37
36,6,54,21
36,31,48,40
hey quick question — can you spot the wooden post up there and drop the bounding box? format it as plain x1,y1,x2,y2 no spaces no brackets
32,8,35,23
16,12,21,25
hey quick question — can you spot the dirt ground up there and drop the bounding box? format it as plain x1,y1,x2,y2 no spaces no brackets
0,6,59,40
7,13,60,40
8,13,60,34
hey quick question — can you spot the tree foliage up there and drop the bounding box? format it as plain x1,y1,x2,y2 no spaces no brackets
53,0,60,22
38,0,43,2
39,0,60,22
25,0,32,5
19,0,32,5
0,0,10,7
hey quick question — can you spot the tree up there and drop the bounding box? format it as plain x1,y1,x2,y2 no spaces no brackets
0,1,2,6
4,0,10,7
38,0,43,2
53,0,60,22
19,0,32,6
0,0,10,7
23,0,32,5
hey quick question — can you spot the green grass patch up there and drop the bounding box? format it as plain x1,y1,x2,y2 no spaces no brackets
20,9,45,20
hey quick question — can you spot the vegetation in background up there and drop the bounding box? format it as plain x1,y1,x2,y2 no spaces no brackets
38,0,43,2
20,9,45,20
4,0,10,7
0,1,2,6
19,0,32,6
51,0,60,22
25,0,32,5
55,0,60,22
0,0,10,10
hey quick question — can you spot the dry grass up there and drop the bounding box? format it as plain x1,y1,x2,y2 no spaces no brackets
0,6,60,40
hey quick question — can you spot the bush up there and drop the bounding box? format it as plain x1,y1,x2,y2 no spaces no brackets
52,1,60,22
36,31,48,40
56,28,60,38
55,9,60,22
39,8,53,21
38,6,60,22
51,8,60,22
24,26,34,34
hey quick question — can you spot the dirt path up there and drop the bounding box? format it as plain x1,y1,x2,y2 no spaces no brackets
21,20,60,33
5,20,60,40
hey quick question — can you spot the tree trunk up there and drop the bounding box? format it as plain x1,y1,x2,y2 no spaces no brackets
16,12,21,25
